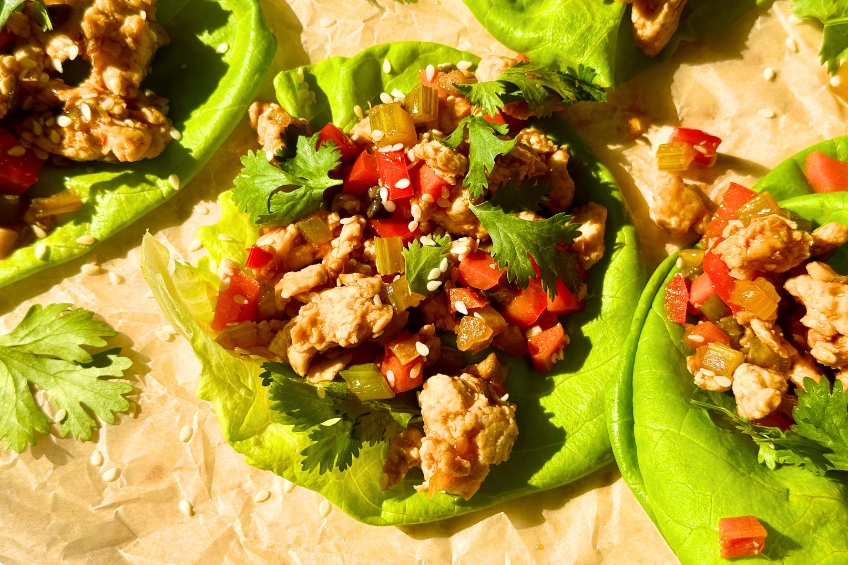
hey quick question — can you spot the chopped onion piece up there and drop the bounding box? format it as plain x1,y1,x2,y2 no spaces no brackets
340,363,395,401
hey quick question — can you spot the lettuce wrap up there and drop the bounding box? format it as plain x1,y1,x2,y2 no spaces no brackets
461,0,768,87
608,138,848,563
0,0,275,288
141,41,645,525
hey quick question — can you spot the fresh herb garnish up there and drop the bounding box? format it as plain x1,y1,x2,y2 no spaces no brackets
232,133,342,226
263,363,417,473
0,0,24,30
456,62,606,118
441,115,516,199
793,0,848,74
403,234,452,296
469,177,581,299
0,304,133,452
31,0,52,31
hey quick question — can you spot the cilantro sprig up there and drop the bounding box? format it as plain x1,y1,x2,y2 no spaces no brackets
441,115,516,199
456,62,606,118
469,178,581,299
403,234,453,296
263,363,417,473
793,0,848,74
232,133,342,226
1,0,52,31
0,304,133,452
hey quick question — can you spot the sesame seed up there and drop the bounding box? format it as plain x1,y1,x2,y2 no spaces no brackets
383,59,392,74
371,129,385,142
353,106,364,121
169,173,180,190
283,479,295,493
140,9,147,19
32,121,43,135
456,60,473,71
7,145,26,157
421,193,434,203
90,450,104,466
763,67,775,81
383,200,396,213
386,370,396,387
439,257,449,272
715,376,732,388
415,342,430,357
56,115,72,127
49,130,60,144
45,117,55,127
379,187,389,202
437,197,451,207
427,267,442,280
408,220,419,232
441,187,451,199
420,235,436,246
218,234,235,242
455,301,468,315
831,76,842,87
179,425,193,442
391,89,405,99
701,368,716,377
216,42,229,54
233,294,248,305
187,239,203,252
54,408,67,423
156,329,172,341
474,311,484,319
39,72,49,82
319,500,332,518
410,364,421,379
170,128,182,140
380,92,393,104
81,103,92,121
373,294,382,307
317,384,326,399
425,65,435,82
426,280,442,292
395,178,411,189
254,490,271,503
320,18,335,28
81,263,100,276
34,243,47,260
501,394,509,402
391,143,404,152
179,500,194,516
411,203,422,219
758,108,776,119
785,37,798,52
108,271,125,285
68,45,79,60
102,467,119,482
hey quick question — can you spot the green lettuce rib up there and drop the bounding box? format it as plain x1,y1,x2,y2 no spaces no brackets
142,41,645,525
0,0,275,288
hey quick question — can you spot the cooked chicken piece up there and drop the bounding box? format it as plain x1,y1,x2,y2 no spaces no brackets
276,264,329,300
487,128,556,189
430,187,487,239
544,148,575,213
570,202,607,270
253,216,334,283
715,214,812,279
285,274,393,375
416,373,517,500
249,101,307,158
474,55,518,83
749,318,792,359
349,115,371,145
732,363,788,420
382,427,424,489
649,172,709,238
788,352,823,390
305,351,352,384
515,128,557,155
410,135,468,185
420,292,458,332
811,222,848,256
438,95,472,136
462,352,508,390
807,331,848,369
621,0,688,57
323,216,366,277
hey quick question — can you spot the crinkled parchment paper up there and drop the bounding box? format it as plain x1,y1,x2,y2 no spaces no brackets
0,1,843,563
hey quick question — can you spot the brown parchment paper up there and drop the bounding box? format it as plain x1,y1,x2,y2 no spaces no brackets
0,1,844,563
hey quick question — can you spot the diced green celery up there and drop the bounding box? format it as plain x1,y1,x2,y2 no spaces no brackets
386,275,411,311
730,280,778,321
700,293,731,323
403,84,439,124
717,316,745,348
657,142,697,171
736,192,781,226
340,363,395,401
678,249,705,278
296,215,333,245
26,190,82,221
698,342,744,377
375,236,405,275
369,102,417,148
747,336,791,371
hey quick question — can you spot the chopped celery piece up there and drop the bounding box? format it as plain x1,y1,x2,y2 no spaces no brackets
747,337,791,371
678,249,705,279
369,102,417,148
700,293,731,323
375,236,405,275
26,190,82,221
456,314,493,352
340,363,395,401
717,316,745,348
729,279,778,321
0,195,25,225
385,275,424,312
697,342,744,377
0,227,18,259
404,84,439,124
657,142,697,171
737,192,781,226
296,215,333,245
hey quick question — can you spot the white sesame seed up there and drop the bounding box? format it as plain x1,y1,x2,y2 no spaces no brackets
688,334,705,343
179,425,193,442
415,342,430,357
377,145,394,153
54,408,67,423
353,105,364,120
391,89,405,100
68,45,79,60
437,197,451,207
254,490,271,503
319,499,332,518
474,311,484,319
56,115,72,128
395,178,411,189
7,145,25,157
428,267,442,280
169,173,180,190
90,450,104,466
420,235,436,246
758,108,776,119
140,9,147,19
831,75,842,87
169,128,182,140
383,59,392,74
457,60,473,71
33,147,47,160
701,368,716,377
108,271,125,285
179,499,194,516
371,129,385,142
380,92,393,104
411,203,422,219
320,18,335,28
216,42,229,54
763,67,776,81
439,257,449,272
339,217,353,225
49,130,60,144
441,187,451,199
81,264,101,276
156,329,172,341
386,370,395,387
296,67,304,83
408,220,419,232
785,37,798,52
233,295,248,305
81,103,92,122
51,58,63,73
31,121,43,135
102,467,119,482
218,234,235,242
316,384,326,399
425,65,435,82
391,143,404,152
501,393,509,402
379,187,389,202
455,301,468,315
283,479,295,493
383,201,396,213
426,280,442,292
675,257,683,269
34,243,47,260
421,193,434,203
715,376,732,388
410,363,421,380
31,224,46,239
188,239,203,251
45,117,55,127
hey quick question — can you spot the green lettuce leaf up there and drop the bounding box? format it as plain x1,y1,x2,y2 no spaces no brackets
143,42,644,525
608,142,848,563
0,0,275,288
461,0,768,87
794,0,848,73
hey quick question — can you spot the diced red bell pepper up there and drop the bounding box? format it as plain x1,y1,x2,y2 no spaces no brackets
375,150,413,200
343,151,379,195
502,278,548,328
211,266,261,332
702,249,738,311
448,287,489,312
458,251,504,290
0,129,45,196
546,278,585,315
245,245,274,269
527,322,566,373
683,321,730,348
369,217,420,244
689,272,715,307
664,273,689,324
805,150,848,193
413,162,449,201
317,123,360,163
718,516,768,559
752,410,794,432
703,183,758,240
669,128,722,167
381,348,423,393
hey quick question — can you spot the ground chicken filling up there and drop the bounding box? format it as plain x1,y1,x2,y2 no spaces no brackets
668,187,848,422
0,0,171,257
214,56,609,499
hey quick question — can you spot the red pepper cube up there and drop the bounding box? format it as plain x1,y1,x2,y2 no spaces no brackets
702,249,738,312
381,348,423,393
546,278,585,315
317,123,360,163
376,150,413,200
245,245,274,269
682,321,730,349
704,183,758,240
664,273,690,324
528,322,567,373
211,266,261,332
447,287,489,313
344,151,380,195
369,217,421,245
718,516,768,559
688,272,715,307
669,128,722,166
805,150,848,193
502,278,548,328
457,251,504,290
0,129,45,195
414,162,449,201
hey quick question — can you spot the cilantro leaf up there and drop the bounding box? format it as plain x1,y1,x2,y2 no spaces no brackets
31,0,52,31
794,0,848,73
302,419,361,474
792,376,848,471
0,304,132,452
403,234,453,296
232,133,342,226
470,179,581,299
0,0,24,30
441,115,516,198
455,80,506,118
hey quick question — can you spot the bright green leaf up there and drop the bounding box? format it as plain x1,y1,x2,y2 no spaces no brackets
403,234,452,296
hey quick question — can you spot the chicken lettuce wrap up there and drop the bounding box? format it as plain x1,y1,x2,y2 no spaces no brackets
608,138,848,563
142,41,645,525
